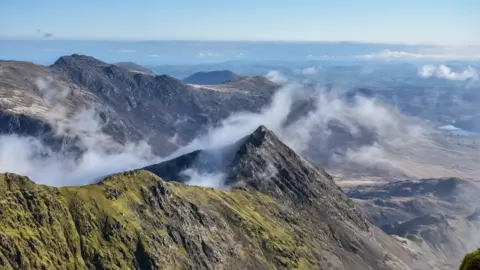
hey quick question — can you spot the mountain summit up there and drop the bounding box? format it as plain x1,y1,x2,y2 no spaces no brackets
142,126,417,269
0,126,417,269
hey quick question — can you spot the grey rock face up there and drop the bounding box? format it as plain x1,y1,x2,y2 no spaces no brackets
183,70,239,85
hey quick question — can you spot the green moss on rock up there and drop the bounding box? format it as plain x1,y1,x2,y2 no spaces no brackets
0,171,321,269
460,249,480,270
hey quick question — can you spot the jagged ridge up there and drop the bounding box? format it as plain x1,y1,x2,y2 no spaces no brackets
0,127,416,269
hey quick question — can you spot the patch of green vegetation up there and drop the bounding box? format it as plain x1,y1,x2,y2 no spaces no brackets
460,249,480,270
0,171,320,269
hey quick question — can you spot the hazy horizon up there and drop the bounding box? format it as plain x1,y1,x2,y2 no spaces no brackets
1,40,479,66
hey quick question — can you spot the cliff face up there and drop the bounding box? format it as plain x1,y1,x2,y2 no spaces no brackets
0,127,416,270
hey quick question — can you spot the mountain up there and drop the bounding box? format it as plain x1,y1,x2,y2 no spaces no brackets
0,55,278,155
0,126,417,269
348,178,480,227
114,62,155,75
349,178,480,268
183,70,239,85
143,126,422,269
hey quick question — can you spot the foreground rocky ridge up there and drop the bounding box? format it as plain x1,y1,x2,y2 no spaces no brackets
0,127,417,270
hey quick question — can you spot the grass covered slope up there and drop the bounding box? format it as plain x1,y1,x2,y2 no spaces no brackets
460,249,480,270
0,171,328,269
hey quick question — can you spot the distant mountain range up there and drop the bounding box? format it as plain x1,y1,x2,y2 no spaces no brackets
183,70,240,85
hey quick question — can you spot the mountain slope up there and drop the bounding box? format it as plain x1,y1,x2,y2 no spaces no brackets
349,178,480,269
51,55,277,153
143,126,418,269
0,127,416,270
114,62,155,75
0,55,278,156
183,70,239,85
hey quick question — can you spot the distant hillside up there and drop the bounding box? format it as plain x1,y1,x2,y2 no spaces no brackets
183,70,239,85
114,61,155,75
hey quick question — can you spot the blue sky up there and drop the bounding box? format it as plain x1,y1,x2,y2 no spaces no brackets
1,0,478,44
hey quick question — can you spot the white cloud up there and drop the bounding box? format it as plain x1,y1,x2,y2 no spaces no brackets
357,49,480,61
265,70,288,84
306,54,335,60
166,79,424,188
419,65,478,81
196,52,221,58
148,54,162,58
299,67,319,75
118,49,136,53
0,78,154,186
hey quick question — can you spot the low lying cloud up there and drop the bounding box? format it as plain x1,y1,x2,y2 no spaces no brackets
357,49,480,61
418,65,478,81
1,72,426,189
118,49,137,53
297,67,320,75
0,78,154,186
265,70,288,84
197,52,221,58
168,77,425,188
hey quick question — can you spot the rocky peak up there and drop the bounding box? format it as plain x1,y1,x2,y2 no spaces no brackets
142,125,370,230
52,54,107,69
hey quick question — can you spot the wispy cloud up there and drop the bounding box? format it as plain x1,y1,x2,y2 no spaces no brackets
196,52,221,58
265,70,288,84
296,67,320,75
357,48,480,61
0,77,154,186
306,54,335,60
118,49,137,53
418,65,478,81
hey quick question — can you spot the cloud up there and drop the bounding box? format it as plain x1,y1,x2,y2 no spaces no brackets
43,33,53,38
306,54,335,60
196,52,221,58
0,73,425,189
418,65,478,81
168,84,296,158
118,49,137,53
167,76,424,188
298,67,319,75
357,49,480,61
148,54,162,58
180,168,227,189
265,70,288,84
0,78,154,186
